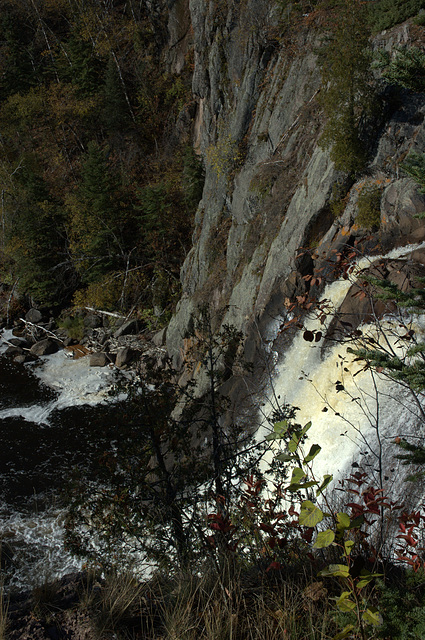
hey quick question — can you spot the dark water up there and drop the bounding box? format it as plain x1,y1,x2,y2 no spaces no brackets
0,354,124,591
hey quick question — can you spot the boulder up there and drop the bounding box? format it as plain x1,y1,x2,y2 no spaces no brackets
115,347,135,367
89,352,110,367
30,338,59,356
8,338,31,349
113,319,139,338
84,313,103,329
153,327,167,347
5,345,23,358
14,354,34,364
25,308,43,324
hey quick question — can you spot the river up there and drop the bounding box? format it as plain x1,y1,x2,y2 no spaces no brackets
0,335,124,592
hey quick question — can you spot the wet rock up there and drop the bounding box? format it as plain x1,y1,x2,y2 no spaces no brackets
13,354,30,364
30,338,60,356
8,337,31,349
5,345,23,358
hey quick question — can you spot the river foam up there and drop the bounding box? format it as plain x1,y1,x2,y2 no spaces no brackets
0,330,119,425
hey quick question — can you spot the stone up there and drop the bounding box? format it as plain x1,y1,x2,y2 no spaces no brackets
5,345,23,358
153,327,167,346
89,352,109,367
8,338,31,349
115,346,135,367
113,319,139,338
25,308,43,324
30,338,60,356
84,313,102,329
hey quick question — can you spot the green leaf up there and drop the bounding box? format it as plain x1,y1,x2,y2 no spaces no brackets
290,467,307,485
288,422,312,453
288,480,318,492
362,606,383,626
316,474,333,495
266,432,278,441
276,452,297,462
335,591,356,612
314,529,335,548
305,443,321,462
349,515,364,529
319,564,350,578
274,420,289,435
301,421,312,437
332,624,355,640
344,540,354,555
288,433,300,453
299,500,324,527
337,512,351,529
356,570,383,590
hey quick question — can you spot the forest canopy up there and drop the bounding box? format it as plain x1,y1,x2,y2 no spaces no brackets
0,0,203,318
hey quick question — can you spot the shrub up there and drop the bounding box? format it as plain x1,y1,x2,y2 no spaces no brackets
374,46,425,92
58,314,85,341
318,0,372,175
402,150,425,192
368,0,425,33
356,182,382,230
376,571,425,639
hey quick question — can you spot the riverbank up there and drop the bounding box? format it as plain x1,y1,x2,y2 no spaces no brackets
1,306,168,375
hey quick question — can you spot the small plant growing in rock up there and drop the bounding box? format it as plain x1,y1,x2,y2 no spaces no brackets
356,183,382,230
58,314,85,341
206,134,241,179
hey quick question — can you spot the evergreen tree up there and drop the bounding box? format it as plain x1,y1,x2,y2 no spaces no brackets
101,55,130,133
318,0,372,174
60,34,101,97
0,9,37,101
6,164,71,306
369,0,425,33
68,141,122,283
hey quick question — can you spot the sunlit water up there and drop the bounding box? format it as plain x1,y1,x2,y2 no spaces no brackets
261,243,425,503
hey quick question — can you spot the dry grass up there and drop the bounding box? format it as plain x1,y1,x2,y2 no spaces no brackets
93,569,146,637
147,567,333,640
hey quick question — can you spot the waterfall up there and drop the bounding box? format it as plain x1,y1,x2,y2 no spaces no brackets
261,243,425,503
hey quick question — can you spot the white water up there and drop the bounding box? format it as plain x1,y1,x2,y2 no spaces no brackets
0,505,79,590
262,243,425,500
0,330,119,425
0,330,122,590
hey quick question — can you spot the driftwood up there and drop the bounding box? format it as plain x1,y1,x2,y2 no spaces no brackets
84,306,126,319
19,318,65,344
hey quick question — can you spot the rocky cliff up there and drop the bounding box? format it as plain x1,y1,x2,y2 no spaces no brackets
165,1,425,393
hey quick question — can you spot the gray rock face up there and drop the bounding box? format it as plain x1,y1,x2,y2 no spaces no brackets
115,347,135,368
166,7,425,374
30,338,59,356
84,314,103,329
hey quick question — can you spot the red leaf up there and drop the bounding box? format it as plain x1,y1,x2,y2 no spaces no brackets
266,561,283,572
